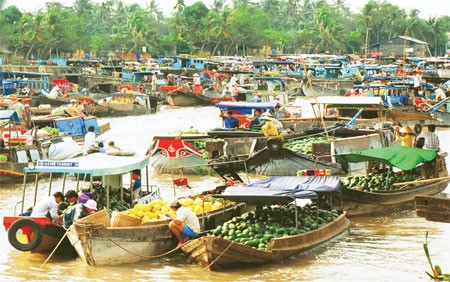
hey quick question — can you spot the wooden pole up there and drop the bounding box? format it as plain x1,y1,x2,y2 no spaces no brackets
392,176,450,186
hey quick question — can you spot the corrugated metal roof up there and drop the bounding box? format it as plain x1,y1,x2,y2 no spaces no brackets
398,36,428,45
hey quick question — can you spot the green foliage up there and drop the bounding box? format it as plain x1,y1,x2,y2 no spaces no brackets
0,0,449,58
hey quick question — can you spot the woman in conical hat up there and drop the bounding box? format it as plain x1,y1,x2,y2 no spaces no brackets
395,125,415,147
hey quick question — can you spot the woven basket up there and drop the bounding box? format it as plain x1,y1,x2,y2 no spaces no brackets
77,209,111,227
110,211,141,227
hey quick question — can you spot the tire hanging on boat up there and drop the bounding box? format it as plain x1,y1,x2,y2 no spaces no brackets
267,137,283,152
7,218,44,251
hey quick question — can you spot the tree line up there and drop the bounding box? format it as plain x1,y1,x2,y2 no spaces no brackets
0,0,449,61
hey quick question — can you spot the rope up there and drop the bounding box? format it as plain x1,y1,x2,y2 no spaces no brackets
40,227,70,269
201,240,234,271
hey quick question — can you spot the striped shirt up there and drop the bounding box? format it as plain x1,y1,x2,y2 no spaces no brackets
418,132,439,151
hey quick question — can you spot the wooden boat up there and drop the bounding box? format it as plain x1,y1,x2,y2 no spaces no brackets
245,131,389,176
166,89,214,106
415,195,450,223
182,213,349,271
2,153,152,256
69,201,248,266
300,78,354,97
182,176,350,271
335,146,449,216
85,93,160,117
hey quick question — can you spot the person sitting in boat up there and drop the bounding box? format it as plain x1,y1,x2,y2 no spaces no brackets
64,190,79,205
134,95,145,106
248,109,265,128
98,142,106,153
395,125,416,147
251,93,262,102
166,199,200,247
434,85,447,102
182,80,191,92
30,191,64,222
137,82,145,94
48,85,62,98
62,199,98,228
221,85,231,98
129,169,142,200
83,126,96,155
261,114,281,138
220,110,240,129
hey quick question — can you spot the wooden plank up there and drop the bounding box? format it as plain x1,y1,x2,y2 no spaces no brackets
415,196,450,223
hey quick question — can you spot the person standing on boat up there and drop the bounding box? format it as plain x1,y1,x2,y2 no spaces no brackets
395,125,416,147
83,125,96,155
220,110,240,129
193,73,202,94
62,199,98,228
11,98,24,121
151,72,158,93
22,104,33,129
213,70,221,93
30,191,64,222
413,71,423,97
166,199,200,247
417,125,439,151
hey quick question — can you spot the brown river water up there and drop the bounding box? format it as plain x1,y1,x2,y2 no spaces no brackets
1,105,449,281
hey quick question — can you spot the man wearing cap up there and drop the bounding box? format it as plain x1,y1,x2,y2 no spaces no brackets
63,199,98,228
395,125,415,147
166,199,200,247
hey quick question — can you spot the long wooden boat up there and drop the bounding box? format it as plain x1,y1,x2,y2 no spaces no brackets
182,213,349,271
334,146,449,216
166,90,214,106
300,78,353,97
340,180,449,216
68,202,249,266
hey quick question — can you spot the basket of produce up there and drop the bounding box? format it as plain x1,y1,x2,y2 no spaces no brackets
110,211,141,227
77,209,111,227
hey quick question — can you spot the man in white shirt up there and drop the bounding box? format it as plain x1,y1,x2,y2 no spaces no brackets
30,192,64,222
11,98,25,120
166,199,200,247
83,125,96,155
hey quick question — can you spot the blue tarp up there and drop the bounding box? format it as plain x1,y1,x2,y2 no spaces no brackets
216,176,342,205
0,110,21,123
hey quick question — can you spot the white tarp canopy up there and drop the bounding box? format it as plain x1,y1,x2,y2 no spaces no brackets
24,153,149,176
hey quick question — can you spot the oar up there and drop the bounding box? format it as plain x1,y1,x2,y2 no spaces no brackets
392,175,450,187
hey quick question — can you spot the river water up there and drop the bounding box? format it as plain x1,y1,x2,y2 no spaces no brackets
1,105,449,281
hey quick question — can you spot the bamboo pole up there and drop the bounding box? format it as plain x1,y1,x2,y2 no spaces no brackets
392,176,450,186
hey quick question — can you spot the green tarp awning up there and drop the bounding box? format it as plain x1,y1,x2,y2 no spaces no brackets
335,146,437,171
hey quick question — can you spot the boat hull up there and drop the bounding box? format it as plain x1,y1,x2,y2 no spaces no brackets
182,214,350,271
338,180,449,216
69,223,176,266
167,91,214,106
68,203,249,265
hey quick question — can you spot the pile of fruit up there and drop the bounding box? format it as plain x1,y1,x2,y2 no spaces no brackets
283,136,331,155
207,204,340,251
41,126,60,136
122,195,232,224
342,172,420,192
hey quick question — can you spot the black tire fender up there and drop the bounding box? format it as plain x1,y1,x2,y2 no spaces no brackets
267,137,283,152
8,218,44,251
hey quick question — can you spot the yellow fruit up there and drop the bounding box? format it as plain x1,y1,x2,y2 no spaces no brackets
194,198,203,206
211,202,223,210
203,202,212,212
137,210,144,218
180,198,194,207
152,204,162,212
134,204,145,211
194,206,203,215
